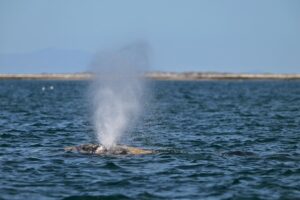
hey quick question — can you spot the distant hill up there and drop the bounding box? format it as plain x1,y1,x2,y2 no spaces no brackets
0,48,93,73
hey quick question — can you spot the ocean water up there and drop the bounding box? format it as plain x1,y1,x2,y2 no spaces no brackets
0,80,299,200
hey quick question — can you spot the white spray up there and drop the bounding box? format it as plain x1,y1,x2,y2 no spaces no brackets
90,41,149,149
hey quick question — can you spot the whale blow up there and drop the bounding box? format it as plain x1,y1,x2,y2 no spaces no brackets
90,41,150,148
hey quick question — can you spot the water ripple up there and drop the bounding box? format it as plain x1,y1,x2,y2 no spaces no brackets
0,80,300,199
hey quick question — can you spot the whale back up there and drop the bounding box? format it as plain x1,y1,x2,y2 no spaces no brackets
64,144,153,155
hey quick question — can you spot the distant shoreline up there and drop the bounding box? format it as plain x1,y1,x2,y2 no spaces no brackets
1,72,300,80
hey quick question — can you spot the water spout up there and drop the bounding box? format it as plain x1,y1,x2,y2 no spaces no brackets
90,41,149,149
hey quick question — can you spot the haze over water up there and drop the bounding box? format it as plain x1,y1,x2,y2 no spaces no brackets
0,80,299,199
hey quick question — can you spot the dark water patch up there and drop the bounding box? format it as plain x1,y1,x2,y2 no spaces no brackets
63,194,131,200
263,153,299,162
102,162,123,170
0,133,15,139
222,150,257,157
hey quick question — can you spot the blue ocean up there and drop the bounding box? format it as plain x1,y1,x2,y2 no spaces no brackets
0,80,299,199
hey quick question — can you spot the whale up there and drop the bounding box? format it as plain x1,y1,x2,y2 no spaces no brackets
64,144,153,155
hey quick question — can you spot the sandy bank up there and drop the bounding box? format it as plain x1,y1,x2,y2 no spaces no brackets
0,72,300,80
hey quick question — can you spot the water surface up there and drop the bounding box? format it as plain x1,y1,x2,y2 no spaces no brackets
0,80,299,199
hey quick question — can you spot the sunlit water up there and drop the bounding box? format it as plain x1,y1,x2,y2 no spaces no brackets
0,80,299,200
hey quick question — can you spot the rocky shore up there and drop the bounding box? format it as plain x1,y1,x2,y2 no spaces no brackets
0,72,300,80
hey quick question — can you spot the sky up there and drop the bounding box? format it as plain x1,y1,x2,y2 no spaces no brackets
0,0,300,73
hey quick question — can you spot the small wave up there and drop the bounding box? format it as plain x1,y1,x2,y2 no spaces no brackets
103,180,131,187
63,194,131,200
136,192,167,199
221,151,257,157
264,153,298,161
103,162,123,170
0,132,16,139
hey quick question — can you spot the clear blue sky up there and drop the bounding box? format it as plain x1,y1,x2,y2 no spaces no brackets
0,0,300,73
